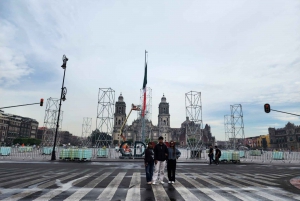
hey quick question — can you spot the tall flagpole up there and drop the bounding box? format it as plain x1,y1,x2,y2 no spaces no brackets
142,50,147,143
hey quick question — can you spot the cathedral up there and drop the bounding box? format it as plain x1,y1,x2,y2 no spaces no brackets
112,94,215,146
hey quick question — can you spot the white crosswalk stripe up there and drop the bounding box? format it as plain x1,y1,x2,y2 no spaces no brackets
125,172,141,201
96,172,126,201
243,173,276,181
230,173,280,186
1,169,90,201
32,171,99,201
64,171,111,201
151,182,171,201
192,173,257,201
212,173,300,201
0,169,52,187
166,175,201,201
0,169,300,201
178,173,227,201
0,168,40,181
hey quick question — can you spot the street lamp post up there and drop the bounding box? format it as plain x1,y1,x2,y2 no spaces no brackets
51,55,68,161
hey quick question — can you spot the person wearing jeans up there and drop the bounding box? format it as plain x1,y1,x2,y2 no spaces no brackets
152,136,168,185
144,142,154,184
167,141,181,183
208,145,214,165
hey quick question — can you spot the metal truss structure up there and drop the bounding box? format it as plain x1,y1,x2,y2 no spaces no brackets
224,104,245,150
230,104,245,150
139,87,152,143
96,88,115,148
139,87,152,121
224,115,233,149
42,98,63,146
81,117,92,147
185,91,204,158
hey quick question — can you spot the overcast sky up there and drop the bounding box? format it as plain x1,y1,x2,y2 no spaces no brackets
1,1,300,141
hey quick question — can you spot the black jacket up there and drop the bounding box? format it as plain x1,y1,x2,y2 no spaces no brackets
215,148,221,158
154,143,168,161
144,148,154,164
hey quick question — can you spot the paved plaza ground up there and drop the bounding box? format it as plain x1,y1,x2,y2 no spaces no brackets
0,160,299,201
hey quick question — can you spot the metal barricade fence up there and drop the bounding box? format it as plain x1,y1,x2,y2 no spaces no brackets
2,146,300,163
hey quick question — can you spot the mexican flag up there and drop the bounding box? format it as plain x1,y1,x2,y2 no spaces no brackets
142,61,147,117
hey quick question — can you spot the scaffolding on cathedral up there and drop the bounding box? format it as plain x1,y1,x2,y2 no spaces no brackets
42,98,63,146
185,91,204,158
96,88,115,148
224,104,245,150
81,117,92,147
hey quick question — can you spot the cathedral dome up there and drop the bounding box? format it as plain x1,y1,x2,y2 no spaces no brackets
118,93,124,102
161,94,166,103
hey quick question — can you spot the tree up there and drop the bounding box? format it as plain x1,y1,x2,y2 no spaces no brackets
145,138,151,144
13,138,41,146
90,129,112,147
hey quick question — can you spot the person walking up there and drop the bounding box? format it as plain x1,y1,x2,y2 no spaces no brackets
167,141,181,184
152,136,168,185
144,142,155,184
208,145,214,165
215,146,221,165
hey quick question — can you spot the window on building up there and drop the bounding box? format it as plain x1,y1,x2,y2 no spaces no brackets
118,120,121,125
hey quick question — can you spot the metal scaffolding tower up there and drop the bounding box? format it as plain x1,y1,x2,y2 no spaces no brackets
224,115,233,149
81,117,92,147
139,87,152,121
42,98,63,146
230,104,245,150
96,88,115,148
139,87,152,143
185,91,204,158
224,104,245,150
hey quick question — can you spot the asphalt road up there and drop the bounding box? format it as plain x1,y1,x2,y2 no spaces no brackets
0,161,299,201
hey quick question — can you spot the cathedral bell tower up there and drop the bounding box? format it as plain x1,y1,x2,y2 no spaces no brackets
158,94,170,127
158,94,170,142
114,93,126,128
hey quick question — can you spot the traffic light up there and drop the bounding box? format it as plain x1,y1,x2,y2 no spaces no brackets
264,103,271,113
40,98,44,106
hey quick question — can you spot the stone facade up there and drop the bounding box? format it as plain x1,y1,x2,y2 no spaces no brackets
112,94,215,146
0,111,8,144
268,122,300,151
0,110,39,145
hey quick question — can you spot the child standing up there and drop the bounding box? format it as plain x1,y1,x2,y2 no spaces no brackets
167,141,181,184
144,142,154,184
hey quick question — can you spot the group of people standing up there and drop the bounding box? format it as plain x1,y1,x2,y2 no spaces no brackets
208,145,222,165
144,136,181,185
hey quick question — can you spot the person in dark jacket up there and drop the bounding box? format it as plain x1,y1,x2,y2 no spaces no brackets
208,145,214,165
144,142,154,184
152,136,168,185
167,141,181,184
215,146,221,165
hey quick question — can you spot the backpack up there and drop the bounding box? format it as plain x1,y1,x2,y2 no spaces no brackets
219,149,222,157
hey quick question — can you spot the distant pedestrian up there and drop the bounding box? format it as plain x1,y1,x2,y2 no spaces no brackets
152,136,168,185
144,142,154,184
208,145,214,165
167,141,181,184
215,146,221,165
